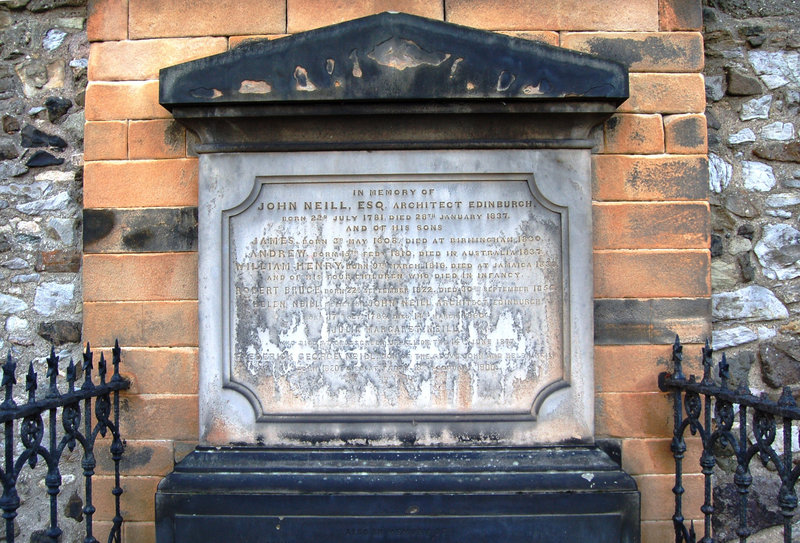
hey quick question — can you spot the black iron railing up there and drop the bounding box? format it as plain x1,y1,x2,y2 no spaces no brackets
0,342,129,543
659,336,800,543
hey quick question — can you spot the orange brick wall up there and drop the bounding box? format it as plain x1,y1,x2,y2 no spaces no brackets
84,1,709,541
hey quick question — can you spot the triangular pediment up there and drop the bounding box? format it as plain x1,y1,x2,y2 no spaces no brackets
159,12,628,108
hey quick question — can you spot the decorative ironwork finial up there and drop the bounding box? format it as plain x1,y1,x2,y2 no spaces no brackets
672,335,684,380
25,363,36,402
701,339,713,384
2,353,16,388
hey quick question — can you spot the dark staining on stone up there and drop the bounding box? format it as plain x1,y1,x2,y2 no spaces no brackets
164,121,185,150
671,117,705,148
123,445,154,468
85,207,198,253
710,234,724,257
583,36,698,70
83,208,115,245
122,227,154,249
737,223,755,240
25,150,64,167
64,492,83,522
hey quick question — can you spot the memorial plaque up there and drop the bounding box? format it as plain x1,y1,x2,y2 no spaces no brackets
199,149,593,444
225,177,566,418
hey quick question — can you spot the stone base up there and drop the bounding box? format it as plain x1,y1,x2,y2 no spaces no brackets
155,446,640,542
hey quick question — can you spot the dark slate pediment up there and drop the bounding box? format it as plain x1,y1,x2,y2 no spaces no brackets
159,12,628,108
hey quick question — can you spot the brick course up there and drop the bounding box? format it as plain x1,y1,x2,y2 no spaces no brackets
88,38,227,81
446,0,658,31
128,0,285,38
83,159,198,208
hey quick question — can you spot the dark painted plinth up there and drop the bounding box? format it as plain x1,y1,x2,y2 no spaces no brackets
155,446,639,542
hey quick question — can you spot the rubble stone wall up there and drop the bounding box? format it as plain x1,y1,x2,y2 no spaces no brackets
704,0,800,538
0,1,89,540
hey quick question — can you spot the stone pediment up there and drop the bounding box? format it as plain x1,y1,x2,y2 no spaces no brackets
159,12,628,108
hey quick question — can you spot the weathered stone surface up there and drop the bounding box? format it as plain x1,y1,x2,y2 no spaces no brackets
0,137,19,160
712,285,788,321
706,74,725,101
740,94,772,120
594,297,711,345
766,193,800,207
728,127,756,145
753,141,800,162
754,223,800,280
33,282,74,316
714,325,759,349
760,338,800,388
17,191,72,215
726,350,755,388
0,293,28,315
712,259,738,290
0,162,28,179
35,250,80,272
713,478,782,540
36,320,81,345
709,153,732,193
42,28,67,52
775,282,800,304
726,66,762,95
748,50,800,89
2,258,29,270
738,252,756,282
761,121,794,141
742,161,776,191
727,236,752,254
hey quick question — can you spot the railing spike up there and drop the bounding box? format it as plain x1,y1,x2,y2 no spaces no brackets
98,353,107,386
673,335,685,381
2,353,16,387
66,358,76,393
701,339,713,384
82,343,94,390
25,363,36,402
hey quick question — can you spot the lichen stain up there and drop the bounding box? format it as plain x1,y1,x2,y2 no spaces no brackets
239,79,272,94
349,50,362,78
523,83,544,95
367,37,450,70
497,70,516,92
449,57,463,79
293,66,317,91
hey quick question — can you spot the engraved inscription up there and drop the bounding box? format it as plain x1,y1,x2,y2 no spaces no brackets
225,179,565,416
